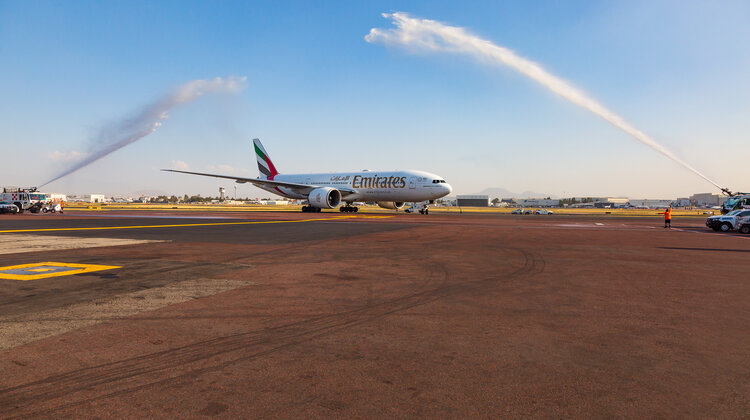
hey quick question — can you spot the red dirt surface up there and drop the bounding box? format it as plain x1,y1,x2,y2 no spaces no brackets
1,212,749,417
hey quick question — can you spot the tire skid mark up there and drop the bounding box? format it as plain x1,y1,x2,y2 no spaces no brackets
1,246,543,418
1,262,447,412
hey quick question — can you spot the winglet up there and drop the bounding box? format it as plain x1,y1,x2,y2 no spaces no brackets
253,138,279,180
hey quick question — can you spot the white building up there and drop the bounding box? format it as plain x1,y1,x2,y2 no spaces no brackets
628,199,673,209
600,197,630,206
89,194,105,203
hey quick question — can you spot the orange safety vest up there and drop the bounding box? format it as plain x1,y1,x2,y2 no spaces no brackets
664,208,672,220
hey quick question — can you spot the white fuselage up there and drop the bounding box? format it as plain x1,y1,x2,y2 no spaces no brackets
262,170,452,203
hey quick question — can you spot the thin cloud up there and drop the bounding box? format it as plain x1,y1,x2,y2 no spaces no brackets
170,160,190,171
207,164,249,174
48,150,88,162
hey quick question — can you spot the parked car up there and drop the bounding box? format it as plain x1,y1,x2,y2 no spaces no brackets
0,201,20,214
535,209,554,215
706,209,750,232
511,208,523,214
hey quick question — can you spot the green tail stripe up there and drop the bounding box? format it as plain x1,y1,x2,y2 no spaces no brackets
254,143,267,162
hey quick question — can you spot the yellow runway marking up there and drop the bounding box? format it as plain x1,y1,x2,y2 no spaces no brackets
0,215,393,234
0,262,121,281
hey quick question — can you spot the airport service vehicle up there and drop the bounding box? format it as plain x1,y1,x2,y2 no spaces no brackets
403,202,430,214
706,209,750,232
164,139,452,214
0,201,20,214
721,193,750,214
535,209,554,215
511,208,523,214
42,203,62,213
0,187,50,213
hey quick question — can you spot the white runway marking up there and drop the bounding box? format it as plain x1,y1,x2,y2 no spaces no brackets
0,235,165,255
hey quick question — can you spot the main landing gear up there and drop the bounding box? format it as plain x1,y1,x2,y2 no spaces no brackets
339,204,359,213
301,206,322,213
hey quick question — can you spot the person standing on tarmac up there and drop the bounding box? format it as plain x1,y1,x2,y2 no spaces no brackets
661,204,672,229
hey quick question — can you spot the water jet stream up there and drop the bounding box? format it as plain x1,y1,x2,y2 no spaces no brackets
366,13,723,190
40,76,247,188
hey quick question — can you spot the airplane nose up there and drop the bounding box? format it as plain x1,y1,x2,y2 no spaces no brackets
443,183,453,195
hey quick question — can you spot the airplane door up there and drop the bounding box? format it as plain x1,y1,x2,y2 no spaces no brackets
408,177,416,189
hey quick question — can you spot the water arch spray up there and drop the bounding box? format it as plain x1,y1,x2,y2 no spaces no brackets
366,13,724,191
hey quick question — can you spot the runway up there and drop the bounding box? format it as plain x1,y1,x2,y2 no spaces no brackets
1,210,749,417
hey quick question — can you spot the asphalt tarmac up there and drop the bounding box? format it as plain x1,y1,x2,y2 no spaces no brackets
1,210,749,417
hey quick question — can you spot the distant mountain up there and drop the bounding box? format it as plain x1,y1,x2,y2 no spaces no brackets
473,187,558,199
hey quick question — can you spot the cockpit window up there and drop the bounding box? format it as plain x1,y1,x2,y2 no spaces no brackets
432,180,446,184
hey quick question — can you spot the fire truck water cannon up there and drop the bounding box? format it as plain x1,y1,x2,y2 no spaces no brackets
718,187,750,215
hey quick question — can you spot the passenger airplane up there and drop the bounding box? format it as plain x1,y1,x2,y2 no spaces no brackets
163,138,452,213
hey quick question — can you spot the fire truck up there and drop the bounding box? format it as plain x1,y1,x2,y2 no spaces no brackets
721,193,750,214
0,187,50,213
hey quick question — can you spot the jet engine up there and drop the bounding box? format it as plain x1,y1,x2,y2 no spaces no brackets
377,201,406,210
308,187,342,209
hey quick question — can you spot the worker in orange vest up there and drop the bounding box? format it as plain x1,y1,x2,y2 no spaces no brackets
661,204,672,229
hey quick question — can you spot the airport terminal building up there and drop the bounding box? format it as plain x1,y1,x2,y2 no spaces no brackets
516,198,560,207
690,193,727,207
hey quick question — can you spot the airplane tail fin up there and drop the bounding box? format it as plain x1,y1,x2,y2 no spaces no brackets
253,138,279,180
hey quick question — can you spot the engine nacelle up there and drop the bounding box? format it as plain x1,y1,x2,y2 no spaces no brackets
308,187,342,209
377,201,406,210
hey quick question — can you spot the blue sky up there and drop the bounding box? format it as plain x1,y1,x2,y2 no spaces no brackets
1,1,748,198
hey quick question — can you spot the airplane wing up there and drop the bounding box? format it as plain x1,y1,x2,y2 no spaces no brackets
161,169,356,197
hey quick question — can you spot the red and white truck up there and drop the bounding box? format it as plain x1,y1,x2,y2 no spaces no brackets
0,187,51,213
